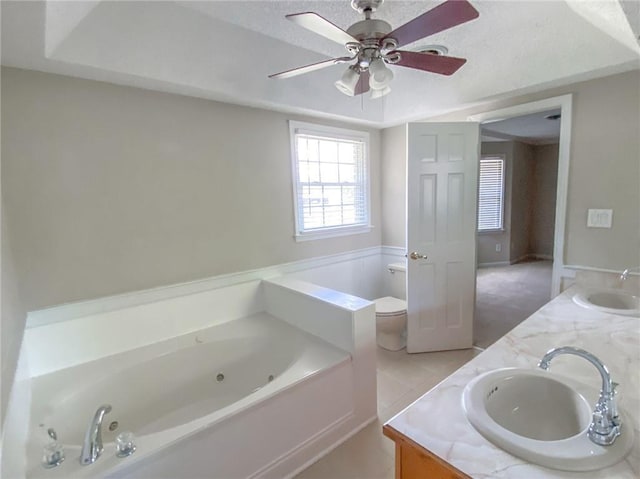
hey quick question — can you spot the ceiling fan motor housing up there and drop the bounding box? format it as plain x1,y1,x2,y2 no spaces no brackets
350,0,385,14
346,19,392,42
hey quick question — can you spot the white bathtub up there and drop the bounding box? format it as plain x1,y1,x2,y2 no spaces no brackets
26,313,354,478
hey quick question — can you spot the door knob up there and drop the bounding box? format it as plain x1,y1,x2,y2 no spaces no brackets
409,252,428,260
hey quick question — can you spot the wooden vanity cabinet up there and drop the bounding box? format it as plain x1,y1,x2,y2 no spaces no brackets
383,425,471,479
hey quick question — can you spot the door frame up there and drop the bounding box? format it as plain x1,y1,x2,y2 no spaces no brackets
468,94,573,297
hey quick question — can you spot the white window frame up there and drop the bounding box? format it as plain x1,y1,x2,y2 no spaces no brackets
477,155,505,233
289,120,371,242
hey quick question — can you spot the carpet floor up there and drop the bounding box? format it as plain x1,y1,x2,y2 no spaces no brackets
474,259,553,349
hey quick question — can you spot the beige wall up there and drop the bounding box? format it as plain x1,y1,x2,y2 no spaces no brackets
382,70,640,272
381,125,406,247
530,144,559,257
563,71,639,269
1,67,382,312
510,142,535,263
1,206,26,430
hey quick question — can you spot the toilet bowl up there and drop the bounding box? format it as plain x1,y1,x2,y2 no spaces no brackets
374,296,407,351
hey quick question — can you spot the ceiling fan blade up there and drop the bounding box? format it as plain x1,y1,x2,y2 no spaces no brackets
393,50,467,76
286,12,359,45
269,56,353,79
355,70,370,95
384,0,479,48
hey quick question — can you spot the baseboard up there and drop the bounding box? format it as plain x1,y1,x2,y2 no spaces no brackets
529,254,553,260
509,255,530,264
511,254,553,264
477,261,510,268
479,254,554,268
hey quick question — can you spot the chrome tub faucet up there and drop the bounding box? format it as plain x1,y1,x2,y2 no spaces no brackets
538,346,621,446
80,404,112,465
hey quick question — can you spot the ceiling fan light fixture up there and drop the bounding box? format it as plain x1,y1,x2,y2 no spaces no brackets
335,66,361,96
369,58,393,90
371,85,391,99
270,0,479,99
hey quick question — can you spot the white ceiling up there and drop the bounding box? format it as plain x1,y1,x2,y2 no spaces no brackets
2,1,639,127
481,109,562,145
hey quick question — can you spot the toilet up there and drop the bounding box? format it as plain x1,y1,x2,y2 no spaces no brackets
374,263,407,351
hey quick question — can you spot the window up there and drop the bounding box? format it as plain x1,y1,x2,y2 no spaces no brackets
289,121,370,241
478,155,505,231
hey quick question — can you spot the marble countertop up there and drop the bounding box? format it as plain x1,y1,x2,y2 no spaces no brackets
386,286,640,478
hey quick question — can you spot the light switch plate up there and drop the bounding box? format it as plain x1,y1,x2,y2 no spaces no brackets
587,209,613,228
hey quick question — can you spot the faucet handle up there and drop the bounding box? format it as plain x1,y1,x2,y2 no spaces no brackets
42,430,65,469
116,431,136,457
590,410,607,431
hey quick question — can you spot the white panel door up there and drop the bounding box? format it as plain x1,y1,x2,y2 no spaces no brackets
406,122,479,353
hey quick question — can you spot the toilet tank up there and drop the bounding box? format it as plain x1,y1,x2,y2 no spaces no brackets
387,263,407,300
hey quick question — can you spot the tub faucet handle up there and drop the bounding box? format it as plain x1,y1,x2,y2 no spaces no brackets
116,431,137,457
42,429,65,469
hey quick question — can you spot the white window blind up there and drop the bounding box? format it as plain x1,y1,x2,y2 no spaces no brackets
290,121,370,241
478,156,505,231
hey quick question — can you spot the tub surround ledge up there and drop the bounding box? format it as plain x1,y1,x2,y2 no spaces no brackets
384,286,640,478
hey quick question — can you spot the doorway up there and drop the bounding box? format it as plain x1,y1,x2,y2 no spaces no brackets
469,96,572,348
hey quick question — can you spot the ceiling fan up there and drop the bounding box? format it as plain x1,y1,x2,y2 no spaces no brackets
269,0,479,98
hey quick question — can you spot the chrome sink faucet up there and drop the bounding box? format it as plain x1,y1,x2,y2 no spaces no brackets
538,347,621,446
80,404,112,465
620,266,639,281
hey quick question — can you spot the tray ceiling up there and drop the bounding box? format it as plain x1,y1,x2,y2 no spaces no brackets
1,1,638,127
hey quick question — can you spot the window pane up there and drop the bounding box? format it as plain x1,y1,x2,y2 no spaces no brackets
302,186,325,206
319,140,339,162
341,205,356,224
341,186,355,204
319,162,339,183
323,186,342,207
322,206,344,227
303,207,325,229
292,124,369,236
338,142,356,164
299,161,320,184
339,163,356,183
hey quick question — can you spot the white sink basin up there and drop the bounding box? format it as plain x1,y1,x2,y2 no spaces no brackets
462,368,634,471
573,289,640,317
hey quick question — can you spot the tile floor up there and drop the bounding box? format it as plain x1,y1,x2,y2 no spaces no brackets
295,347,480,479
474,259,552,349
